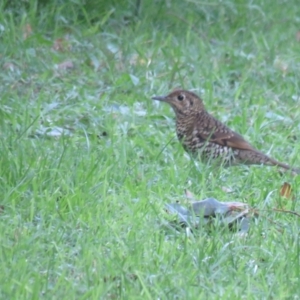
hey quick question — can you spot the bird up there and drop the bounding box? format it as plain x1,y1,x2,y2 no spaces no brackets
152,89,300,174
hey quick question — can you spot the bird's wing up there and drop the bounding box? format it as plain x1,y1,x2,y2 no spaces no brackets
195,114,256,151
210,130,256,151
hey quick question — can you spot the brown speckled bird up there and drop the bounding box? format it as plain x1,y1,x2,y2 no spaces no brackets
152,89,299,174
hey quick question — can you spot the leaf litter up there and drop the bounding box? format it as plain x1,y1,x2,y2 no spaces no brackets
164,187,299,236
165,190,250,234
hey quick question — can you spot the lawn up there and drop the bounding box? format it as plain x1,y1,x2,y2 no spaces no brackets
1,0,300,298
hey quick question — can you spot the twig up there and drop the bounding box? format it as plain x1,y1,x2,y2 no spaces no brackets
252,208,300,218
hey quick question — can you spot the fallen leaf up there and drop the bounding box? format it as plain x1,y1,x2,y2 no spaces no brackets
221,186,233,193
56,60,74,70
129,54,147,66
3,62,17,71
52,38,70,52
185,189,195,200
23,24,32,40
274,56,288,76
165,196,249,232
279,182,294,199
129,53,138,66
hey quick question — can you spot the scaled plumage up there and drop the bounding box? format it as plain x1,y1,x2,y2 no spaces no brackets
152,89,299,174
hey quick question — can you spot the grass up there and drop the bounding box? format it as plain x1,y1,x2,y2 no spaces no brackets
1,0,300,298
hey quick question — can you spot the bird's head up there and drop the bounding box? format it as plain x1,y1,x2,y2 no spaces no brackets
152,90,205,117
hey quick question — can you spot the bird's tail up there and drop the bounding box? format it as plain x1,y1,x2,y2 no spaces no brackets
268,157,300,175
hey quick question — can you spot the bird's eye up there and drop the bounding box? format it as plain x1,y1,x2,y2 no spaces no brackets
177,94,184,101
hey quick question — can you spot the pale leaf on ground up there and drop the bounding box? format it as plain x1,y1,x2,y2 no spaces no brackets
52,37,71,52
23,24,32,39
56,60,74,70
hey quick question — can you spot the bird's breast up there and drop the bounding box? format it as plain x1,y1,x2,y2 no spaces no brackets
176,121,204,153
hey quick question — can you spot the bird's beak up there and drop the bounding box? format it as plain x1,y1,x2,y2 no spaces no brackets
152,95,168,102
